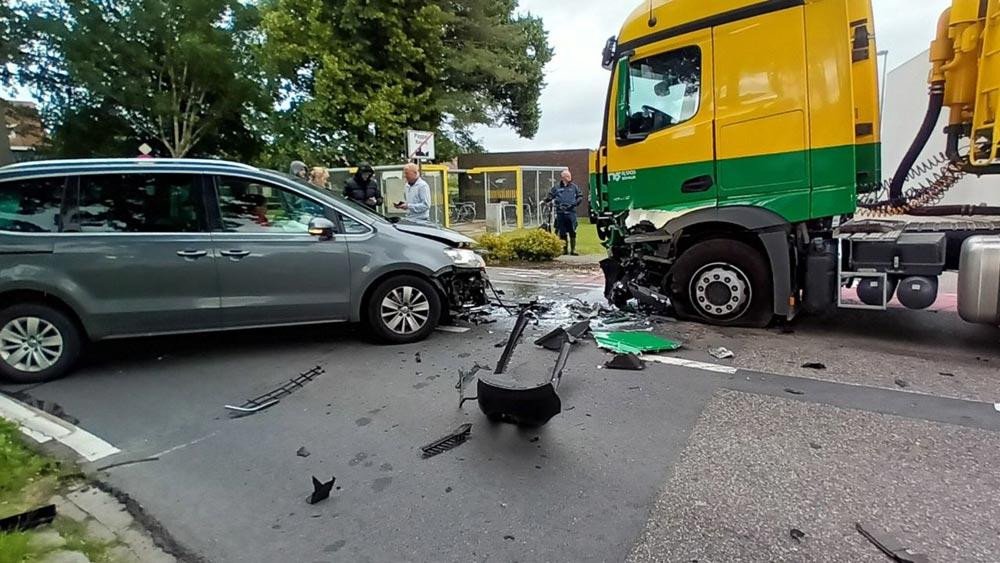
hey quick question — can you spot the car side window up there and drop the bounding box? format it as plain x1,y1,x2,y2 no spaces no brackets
0,176,65,233
338,213,370,235
625,46,701,136
216,176,326,234
77,173,204,233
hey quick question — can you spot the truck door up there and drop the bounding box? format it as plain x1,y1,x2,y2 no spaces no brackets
605,29,716,217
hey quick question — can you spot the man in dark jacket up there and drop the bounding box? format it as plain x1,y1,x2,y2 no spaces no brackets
343,163,382,210
546,169,584,255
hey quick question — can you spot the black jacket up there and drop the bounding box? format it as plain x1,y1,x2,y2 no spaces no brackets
343,171,382,210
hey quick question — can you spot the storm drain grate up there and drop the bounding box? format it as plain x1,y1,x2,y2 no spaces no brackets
421,424,472,458
225,366,325,415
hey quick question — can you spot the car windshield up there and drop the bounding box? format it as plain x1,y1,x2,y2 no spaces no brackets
275,171,392,225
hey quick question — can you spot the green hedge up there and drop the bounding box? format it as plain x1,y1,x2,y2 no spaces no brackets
478,229,564,264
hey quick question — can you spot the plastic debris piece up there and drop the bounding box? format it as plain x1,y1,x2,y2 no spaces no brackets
801,362,827,370
994,402,1000,413
296,447,311,458
855,522,929,563
534,327,575,351
307,477,336,505
225,366,324,416
593,331,682,355
436,326,471,334
567,320,592,339
421,423,472,458
894,378,909,388
0,505,56,532
784,388,805,396
708,347,735,360
790,528,806,543
604,353,645,371
415,352,422,363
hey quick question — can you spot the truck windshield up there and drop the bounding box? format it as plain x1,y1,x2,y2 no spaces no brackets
626,46,701,135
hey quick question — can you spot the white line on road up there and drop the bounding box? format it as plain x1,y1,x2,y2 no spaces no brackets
642,355,739,374
0,394,121,462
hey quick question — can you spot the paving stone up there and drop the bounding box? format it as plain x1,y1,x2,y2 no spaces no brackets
41,551,90,563
84,519,118,543
66,488,134,532
107,545,140,563
49,495,88,523
28,529,67,550
117,528,176,563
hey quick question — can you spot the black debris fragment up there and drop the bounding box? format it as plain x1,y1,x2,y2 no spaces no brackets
784,388,805,396
415,352,422,364
855,522,929,563
503,535,516,541
0,505,56,532
790,528,806,543
534,327,575,351
809,442,822,450
801,363,827,370
604,353,645,371
225,366,325,416
567,320,592,338
421,424,473,459
528,437,539,443
445,487,453,493
940,372,955,377
308,476,336,505
296,447,311,458
894,378,910,389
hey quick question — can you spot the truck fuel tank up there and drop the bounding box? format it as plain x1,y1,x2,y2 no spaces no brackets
958,236,1000,325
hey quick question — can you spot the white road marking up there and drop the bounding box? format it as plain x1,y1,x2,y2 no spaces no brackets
642,355,739,375
0,394,121,462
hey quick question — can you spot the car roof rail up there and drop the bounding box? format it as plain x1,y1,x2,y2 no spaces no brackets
1,158,259,171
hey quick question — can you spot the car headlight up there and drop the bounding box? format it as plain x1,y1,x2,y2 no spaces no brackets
445,248,486,269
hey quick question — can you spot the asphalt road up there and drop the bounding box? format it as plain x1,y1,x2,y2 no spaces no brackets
2,266,999,562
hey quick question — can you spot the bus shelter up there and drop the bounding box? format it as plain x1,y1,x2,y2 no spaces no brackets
448,166,566,234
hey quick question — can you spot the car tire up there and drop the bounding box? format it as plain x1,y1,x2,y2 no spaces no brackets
366,275,442,344
669,239,774,328
0,304,83,384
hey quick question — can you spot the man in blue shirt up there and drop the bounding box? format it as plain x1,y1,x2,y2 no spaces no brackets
546,170,584,256
396,163,432,223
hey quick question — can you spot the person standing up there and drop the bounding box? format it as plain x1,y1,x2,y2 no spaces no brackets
309,167,330,189
343,163,382,210
546,169,584,255
395,163,432,223
289,161,309,181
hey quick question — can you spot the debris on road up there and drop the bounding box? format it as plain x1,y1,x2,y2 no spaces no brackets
994,402,1000,413
784,388,805,396
225,366,325,416
940,372,955,377
789,528,806,543
801,362,827,370
415,352,422,364
894,378,910,388
604,354,644,371
421,423,472,459
535,326,576,351
855,522,929,563
708,347,735,360
0,504,56,532
567,320,592,339
296,447,311,458
436,325,471,334
593,331,682,355
307,476,336,505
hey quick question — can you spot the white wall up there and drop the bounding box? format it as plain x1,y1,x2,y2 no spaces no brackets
881,50,1000,205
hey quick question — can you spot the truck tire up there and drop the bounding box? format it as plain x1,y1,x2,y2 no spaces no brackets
366,275,442,344
669,239,774,328
0,304,83,384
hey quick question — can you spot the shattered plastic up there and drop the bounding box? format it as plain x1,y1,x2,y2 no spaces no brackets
593,332,682,355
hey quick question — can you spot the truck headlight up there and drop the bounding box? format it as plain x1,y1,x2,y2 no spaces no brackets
445,248,486,269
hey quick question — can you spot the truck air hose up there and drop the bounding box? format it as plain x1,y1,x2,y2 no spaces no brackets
857,160,966,217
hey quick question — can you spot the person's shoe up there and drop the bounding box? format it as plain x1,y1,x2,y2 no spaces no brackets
570,252,580,256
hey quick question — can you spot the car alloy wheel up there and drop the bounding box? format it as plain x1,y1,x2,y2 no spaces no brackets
0,316,65,373
380,286,432,335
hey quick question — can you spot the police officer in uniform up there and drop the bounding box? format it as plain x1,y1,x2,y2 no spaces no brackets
546,170,584,256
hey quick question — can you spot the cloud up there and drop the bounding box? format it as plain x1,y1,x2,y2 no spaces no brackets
477,0,952,152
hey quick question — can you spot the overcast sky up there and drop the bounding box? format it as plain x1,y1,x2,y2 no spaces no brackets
475,0,953,152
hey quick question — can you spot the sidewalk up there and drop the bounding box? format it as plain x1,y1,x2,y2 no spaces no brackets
553,253,603,266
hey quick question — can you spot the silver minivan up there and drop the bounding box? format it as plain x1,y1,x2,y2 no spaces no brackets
0,159,488,383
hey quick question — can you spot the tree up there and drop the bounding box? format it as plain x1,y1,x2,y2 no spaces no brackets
16,0,268,158
259,0,552,166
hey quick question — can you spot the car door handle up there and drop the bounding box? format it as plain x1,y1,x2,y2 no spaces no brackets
220,250,251,259
681,175,715,193
176,249,209,259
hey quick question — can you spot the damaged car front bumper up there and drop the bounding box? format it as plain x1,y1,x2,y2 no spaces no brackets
435,266,490,314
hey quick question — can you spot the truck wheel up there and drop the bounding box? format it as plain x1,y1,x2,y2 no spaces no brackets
670,239,774,328
367,275,441,344
0,304,82,384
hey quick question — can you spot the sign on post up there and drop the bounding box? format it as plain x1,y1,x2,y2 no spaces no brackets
407,130,435,161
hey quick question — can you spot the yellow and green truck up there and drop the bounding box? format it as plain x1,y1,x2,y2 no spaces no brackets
593,0,1000,327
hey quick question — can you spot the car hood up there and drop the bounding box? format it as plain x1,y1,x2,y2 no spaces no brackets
393,222,476,248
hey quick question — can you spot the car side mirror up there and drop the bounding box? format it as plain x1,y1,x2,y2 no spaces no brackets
308,217,336,241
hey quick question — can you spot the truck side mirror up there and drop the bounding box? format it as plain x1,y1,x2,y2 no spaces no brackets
602,36,618,70
615,57,631,140
308,217,335,241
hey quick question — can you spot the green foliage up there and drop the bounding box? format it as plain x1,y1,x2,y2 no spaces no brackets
477,233,515,264
0,531,31,563
0,419,48,513
508,229,564,261
0,4,28,87
258,0,552,165
16,0,269,158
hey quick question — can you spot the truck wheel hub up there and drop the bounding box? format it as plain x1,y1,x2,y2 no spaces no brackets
690,264,751,320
